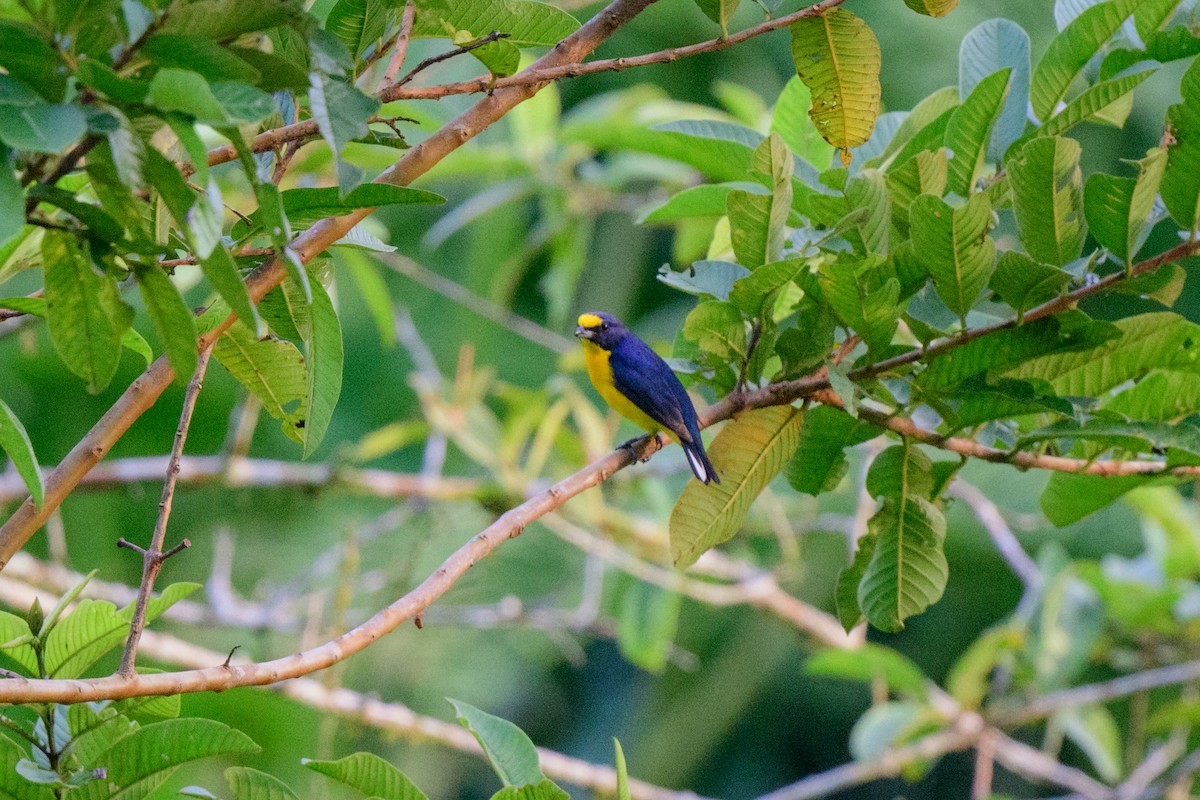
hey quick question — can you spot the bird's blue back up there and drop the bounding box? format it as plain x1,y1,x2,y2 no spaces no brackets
608,334,703,445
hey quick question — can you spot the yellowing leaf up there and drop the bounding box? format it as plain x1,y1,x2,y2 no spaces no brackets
903,0,957,17
670,406,804,567
790,9,881,164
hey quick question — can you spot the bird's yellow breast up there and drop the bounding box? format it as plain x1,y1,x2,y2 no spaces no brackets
581,339,665,436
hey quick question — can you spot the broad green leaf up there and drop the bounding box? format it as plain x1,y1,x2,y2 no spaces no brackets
728,134,792,267
148,68,229,125
115,687,182,720
27,184,124,243
1162,58,1200,234
616,580,681,673
728,258,809,316
240,184,443,234
1111,261,1185,308
0,98,86,154
693,0,741,35
771,76,836,169
159,0,298,40
449,699,545,788
1103,370,1200,421
467,37,521,78
214,316,304,417
989,251,1072,317
1030,0,1139,122
134,268,197,384
308,72,380,194
835,533,874,630
1059,706,1122,783
946,625,1024,709
872,86,958,170
0,145,20,250
489,781,570,800
411,0,580,47
74,719,259,800
785,405,877,495
848,702,925,762
210,82,275,124
671,406,804,567
904,0,957,16
959,19,1030,160
614,741,631,800
224,767,299,800
0,735,54,800
818,254,901,352
641,183,768,224
303,752,428,800
805,643,929,697
658,261,750,302
1040,471,1170,526
0,398,42,509
141,35,261,83
1019,418,1200,460
944,68,1010,195
0,20,68,101
887,149,948,233
1009,135,1086,267
910,192,996,322
649,119,770,182
0,608,37,673
326,0,392,61
1039,70,1154,138
1084,147,1167,264
1027,557,1105,687
865,444,935,500
858,495,948,632
683,301,746,360
1006,312,1200,396
259,276,311,342
42,231,133,393
302,281,343,458
844,169,890,254
790,8,881,162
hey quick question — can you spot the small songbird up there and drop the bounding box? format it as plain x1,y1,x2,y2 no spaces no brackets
574,311,719,484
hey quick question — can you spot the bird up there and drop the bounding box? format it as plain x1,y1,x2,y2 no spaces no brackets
574,311,719,484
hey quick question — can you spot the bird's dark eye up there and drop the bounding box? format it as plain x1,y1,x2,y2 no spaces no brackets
600,322,608,331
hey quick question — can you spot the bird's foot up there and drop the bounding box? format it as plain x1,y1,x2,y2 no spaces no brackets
618,434,656,463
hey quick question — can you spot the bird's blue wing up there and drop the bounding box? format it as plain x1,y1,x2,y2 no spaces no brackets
609,337,699,443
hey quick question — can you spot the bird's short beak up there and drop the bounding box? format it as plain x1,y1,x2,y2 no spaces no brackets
574,326,594,340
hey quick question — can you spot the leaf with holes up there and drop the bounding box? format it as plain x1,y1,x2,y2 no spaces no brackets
790,8,881,162
671,406,804,567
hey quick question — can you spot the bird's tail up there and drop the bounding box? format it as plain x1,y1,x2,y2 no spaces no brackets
682,439,720,485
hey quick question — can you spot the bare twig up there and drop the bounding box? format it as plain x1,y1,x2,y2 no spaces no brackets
379,0,416,89
116,349,210,677
972,729,996,800
393,31,511,89
991,731,1114,800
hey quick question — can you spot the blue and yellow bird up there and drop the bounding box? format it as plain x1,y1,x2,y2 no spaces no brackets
574,311,719,484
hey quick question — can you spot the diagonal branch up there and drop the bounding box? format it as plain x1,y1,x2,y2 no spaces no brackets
0,0,662,571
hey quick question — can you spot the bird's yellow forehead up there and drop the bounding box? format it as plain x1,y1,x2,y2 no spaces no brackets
577,313,603,329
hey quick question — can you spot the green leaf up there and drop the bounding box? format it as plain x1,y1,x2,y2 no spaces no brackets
1039,70,1154,138
670,406,804,567
0,735,54,800
1084,148,1167,264
632,120,771,183
213,322,307,439
903,0,957,16
326,0,392,61
302,280,343,458
134,268,197,384
989,251,1071,316
148,68,230,126
805,643,929,697
790,8,882,161
844,169,890,254
224,767,299,800
1027,558,1105,687
616,580,681,673
448,699,545,788
488,781,570,800
693,0,741,35
958,19,1030,160
858,495,948,632
771,76,836,169
339,250,395,347
200,247,261,335
643,183,761,224
614,740,631,800
1030,0,1139,122
944,68,1010,195
1110,262,1186,307
240,184,443,235
308,72,380,194
946,625,1023,709
74,719,259,800
411,0,580,47
728,258,809,316
1162,58,1200,234
849,702,924,762
866,444,935,499
1009,135,1086,267
683,301,746,360
835,533,874,630
1059,706,1122,783
0,398,42,509
818,254,900,352
910,192,996,322
1005,312,1200,396
0,21,68,102
303,752,428,800
659,261,750,302
210,82,275,124
0,97,86,154
0,608,37,673
0,145,20,251
785,405,877,495
1040,472,1169,526
728,134,792,268
887,149,948,233
42,231,133,393
1103,369,1200,421
872,86,959,170
141,35,261,83
468,38,521,78
159,0,299,40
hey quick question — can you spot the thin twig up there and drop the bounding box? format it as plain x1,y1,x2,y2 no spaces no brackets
393,31,511,88
381,0,416,90
115,348,210,677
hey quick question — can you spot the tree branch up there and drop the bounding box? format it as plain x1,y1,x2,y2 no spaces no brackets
378,0,415,90
0,0,662,569
116,348,210,677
